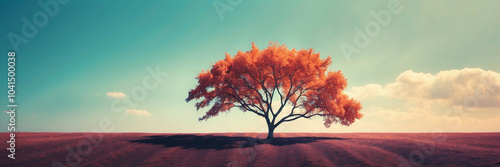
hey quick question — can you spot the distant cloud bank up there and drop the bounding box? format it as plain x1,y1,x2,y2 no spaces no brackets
347,68,500,108
344,68,500,132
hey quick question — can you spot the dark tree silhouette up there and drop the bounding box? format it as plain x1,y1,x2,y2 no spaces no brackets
186,42,363,140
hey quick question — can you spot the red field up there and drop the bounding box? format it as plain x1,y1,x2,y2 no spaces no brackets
1,132,499,166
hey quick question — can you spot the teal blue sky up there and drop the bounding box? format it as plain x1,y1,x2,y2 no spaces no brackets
1,0,500,133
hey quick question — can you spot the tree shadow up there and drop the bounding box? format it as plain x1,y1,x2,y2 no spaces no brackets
129,134,346,150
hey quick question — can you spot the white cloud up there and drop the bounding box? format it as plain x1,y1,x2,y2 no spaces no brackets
339,68,500,132
106,92,126,99
388,68,500,108
126,109,152,116
348,68,500,108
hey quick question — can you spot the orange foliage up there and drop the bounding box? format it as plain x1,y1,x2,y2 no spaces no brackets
186,42,362,129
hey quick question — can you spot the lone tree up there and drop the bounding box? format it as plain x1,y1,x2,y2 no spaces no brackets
186,42,362,140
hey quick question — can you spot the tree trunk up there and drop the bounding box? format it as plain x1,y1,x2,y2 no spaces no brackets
266,124,275,141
